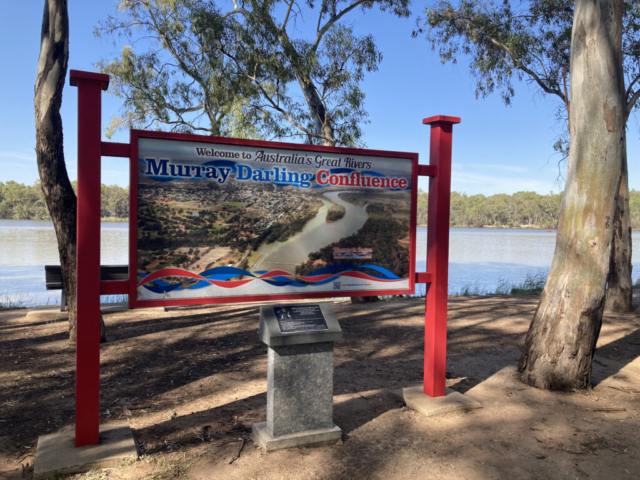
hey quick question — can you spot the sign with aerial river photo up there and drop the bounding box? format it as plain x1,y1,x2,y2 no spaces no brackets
130,131,417,307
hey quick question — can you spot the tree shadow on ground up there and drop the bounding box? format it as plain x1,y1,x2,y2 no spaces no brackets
5,294,638,479
0,297,529,456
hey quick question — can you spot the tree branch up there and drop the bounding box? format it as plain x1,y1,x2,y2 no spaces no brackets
282,0,296,31
312,0,370,52
625,72,640,104
145,6,218,128
221,46,331,143
221,7,250,20
316,0,327,35
626,89,640,122
485,35,566,103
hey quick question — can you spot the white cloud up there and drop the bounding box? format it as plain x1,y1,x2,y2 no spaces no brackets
0,151,36,162
0,160,29,169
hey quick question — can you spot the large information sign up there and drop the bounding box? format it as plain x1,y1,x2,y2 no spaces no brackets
129,131,417,307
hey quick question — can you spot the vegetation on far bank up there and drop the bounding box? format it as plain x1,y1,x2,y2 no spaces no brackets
0,181,128,221
3,180,640,231
418,189,640,230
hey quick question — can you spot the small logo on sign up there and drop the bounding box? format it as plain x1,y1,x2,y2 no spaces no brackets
333,281,341,290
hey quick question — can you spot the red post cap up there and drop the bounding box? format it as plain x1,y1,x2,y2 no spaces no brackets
69,70,110,90
422,115,461,125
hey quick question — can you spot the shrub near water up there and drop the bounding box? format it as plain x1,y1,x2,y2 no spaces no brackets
456,273,547,296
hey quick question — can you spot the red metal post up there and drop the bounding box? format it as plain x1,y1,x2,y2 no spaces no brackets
422,115,460,397
70,70,110,446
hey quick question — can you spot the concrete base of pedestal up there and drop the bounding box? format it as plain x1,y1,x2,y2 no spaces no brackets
252,421,341,451
33,425,137,479
390,385,482,418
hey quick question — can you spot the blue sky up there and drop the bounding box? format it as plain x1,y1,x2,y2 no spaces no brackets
1,1,638,195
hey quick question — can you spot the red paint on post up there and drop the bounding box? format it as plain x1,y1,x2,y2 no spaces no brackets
100,280,129,295
423,116,460,397
70,70,109,447
101,141,130,158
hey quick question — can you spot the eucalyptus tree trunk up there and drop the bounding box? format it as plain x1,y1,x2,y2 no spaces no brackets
605,148,633,312
35,0,106,344
518,0,624,390
297,76,335,147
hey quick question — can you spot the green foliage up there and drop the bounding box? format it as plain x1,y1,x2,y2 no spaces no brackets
457,272,547,296
0,181,129,221
417,1,640,154
509,272,547,295
418,0,572,106
0,181,50,220
96,0,263,139
419,189,567,228
101,184,130,219
97,0,410,146
326,203,346,222
631,187,640,231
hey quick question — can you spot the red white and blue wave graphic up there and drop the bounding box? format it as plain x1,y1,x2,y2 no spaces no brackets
137,264,403,294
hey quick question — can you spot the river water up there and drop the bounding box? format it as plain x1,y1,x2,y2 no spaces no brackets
253,191,368,271
1,219,638,305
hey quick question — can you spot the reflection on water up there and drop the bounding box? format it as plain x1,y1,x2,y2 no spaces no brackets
0,219,638,304
0,220,129,304
416,228,640,295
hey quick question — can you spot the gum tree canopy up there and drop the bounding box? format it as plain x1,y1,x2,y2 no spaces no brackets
418,0,640,314
423,0,630,389
96,0,411,147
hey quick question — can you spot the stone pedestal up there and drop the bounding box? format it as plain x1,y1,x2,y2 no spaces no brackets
252,303,342,451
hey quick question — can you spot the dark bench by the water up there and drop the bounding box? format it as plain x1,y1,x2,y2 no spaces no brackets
44,265,128,311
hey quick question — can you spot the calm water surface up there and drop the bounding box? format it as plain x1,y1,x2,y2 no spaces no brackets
1,219,638,304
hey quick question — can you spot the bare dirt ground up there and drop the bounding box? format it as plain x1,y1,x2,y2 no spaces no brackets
1,292,639,480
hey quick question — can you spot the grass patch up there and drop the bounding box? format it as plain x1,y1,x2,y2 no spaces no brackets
0,293,57,309
0,293,127,310
507,272,546,295
453,272,547,297
456,282,485,296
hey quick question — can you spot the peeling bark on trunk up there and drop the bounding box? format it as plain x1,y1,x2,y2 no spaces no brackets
605,145,633,312
518,0,624,390
297,75,335,147
35,0,106,344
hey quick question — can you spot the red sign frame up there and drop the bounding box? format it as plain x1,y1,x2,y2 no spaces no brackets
128,129,419,309
69,69,459,448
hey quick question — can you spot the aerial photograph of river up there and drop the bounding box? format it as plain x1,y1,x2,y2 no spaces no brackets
252,191,368,271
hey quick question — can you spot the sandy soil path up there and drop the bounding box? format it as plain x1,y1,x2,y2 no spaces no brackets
1,292,639,479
